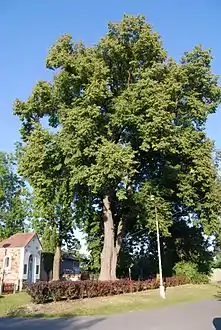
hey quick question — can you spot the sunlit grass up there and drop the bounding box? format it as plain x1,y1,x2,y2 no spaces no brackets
0,292,30,316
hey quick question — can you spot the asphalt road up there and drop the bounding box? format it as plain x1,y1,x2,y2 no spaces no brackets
0,300,221,329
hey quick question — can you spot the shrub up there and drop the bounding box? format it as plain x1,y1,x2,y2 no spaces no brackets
27,276,189,304
66,280,83,299
190,273,209,284
212,257,221,269
166,276,189,287
49,280,69,301
173,261,198,279
173,261,209,284
27,281,50,304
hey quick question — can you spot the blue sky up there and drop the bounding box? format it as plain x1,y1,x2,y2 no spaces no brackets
1,0,221,152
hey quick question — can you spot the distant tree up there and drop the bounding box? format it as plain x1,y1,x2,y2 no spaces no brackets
118,219,213,279
77,253,90,273
0,152,29,239
15,132,76,280
162,219,213,275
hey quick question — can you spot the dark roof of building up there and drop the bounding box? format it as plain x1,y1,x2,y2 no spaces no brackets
0,232,36,248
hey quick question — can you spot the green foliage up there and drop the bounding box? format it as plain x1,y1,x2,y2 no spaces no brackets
74,252,89,273
0,152,29,239
212,258,221,269
15,128,76,249
118,219,213,279
51,226,58,253
173,261,198,278
14,15,221,278
173,261,209,283
191,273,209,284
41,224,51,252
41,224,58,253
162,219,213,276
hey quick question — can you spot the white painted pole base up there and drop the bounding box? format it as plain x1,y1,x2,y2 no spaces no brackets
160,285,166,299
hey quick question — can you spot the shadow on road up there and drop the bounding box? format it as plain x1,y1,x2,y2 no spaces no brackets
213,318,221,329
0,317,105,330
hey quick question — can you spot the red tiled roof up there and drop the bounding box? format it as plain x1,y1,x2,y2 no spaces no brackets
0,232,36,248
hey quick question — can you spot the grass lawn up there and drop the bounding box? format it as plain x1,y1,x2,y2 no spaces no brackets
0,284,220,318
0,292,30,316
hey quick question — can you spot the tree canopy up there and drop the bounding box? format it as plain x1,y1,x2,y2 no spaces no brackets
14,15,221,280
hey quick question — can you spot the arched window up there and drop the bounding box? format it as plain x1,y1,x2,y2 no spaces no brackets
3,256,11,270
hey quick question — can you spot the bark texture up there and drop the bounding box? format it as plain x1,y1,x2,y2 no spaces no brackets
99,195,124,281
52,245,61,280
99,195,115,281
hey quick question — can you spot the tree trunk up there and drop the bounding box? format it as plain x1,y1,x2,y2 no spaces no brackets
99,195,115,281
100,181,132,280
53,245,61,281
110,247,118,280
111,220,123,280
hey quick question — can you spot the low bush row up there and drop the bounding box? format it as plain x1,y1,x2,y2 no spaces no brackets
27,276,190,304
